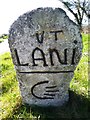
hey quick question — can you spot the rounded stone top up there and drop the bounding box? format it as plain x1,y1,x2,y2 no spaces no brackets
8,7,82,72
9,7,80,41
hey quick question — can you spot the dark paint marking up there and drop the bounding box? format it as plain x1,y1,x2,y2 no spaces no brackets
36,31,44,43
19,71,73,74
50,30,63,41
32,47,48,66
71,48,76,65
46,86,57,89
14,49,28,66
74,40,77,44
31,81,54,99
49,48,67,66
45,90,59,92
44,93,55,97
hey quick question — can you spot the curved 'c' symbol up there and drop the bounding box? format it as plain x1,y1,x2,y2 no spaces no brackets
31,81,54,99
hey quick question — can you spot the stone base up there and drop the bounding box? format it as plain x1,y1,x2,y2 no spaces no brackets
21,92,69,107
18,72,73,107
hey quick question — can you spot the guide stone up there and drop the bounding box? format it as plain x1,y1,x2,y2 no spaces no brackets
8,7,82,106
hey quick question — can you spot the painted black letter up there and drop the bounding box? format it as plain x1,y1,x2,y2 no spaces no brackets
32,47,48,66
71,48,76,65
50,30,63,41
14,49,28,66
36,31,44,43
49,49,67,66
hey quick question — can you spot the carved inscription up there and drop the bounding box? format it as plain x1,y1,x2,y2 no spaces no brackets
14,49,28,66
14,30,77,100
36,31,44,43
35,30,63,43
15,47,76,67
14,30,77,67
49,48,67,66
71,48,76,65
50,30,63,41
32,47,48,66
31,81,59,99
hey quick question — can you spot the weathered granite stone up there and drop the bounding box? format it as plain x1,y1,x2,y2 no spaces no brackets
8,7,82,106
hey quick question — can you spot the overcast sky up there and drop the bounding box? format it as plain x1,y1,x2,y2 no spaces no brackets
0,0,75,35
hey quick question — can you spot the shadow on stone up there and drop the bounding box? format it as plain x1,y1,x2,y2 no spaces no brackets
12,90,90,120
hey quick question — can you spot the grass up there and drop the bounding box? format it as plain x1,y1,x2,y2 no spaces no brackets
70,34,88,97
0,34,89,119
0,38,7,43
0,39,4,43
0,53,21,119
0,34,8,43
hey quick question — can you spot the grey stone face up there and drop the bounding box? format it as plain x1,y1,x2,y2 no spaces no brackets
8,7,82,106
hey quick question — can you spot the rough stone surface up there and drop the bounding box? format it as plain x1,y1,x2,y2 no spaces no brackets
8,7,82,106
